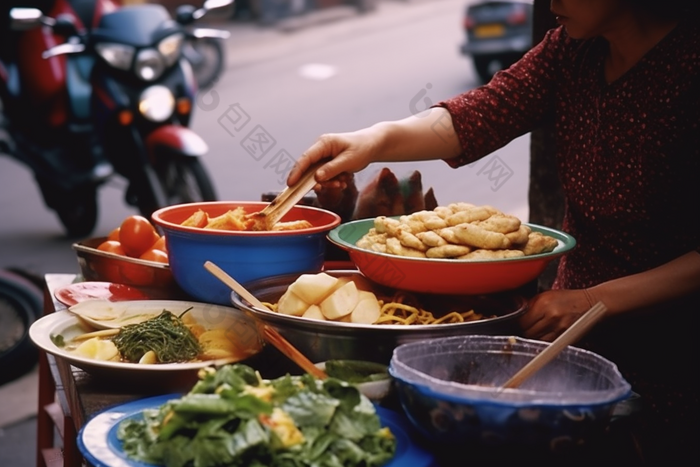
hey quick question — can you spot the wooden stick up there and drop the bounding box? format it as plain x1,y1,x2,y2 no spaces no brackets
252,161,324,230
203,261,328,379
262,326,327,379
204,261,269,311
501,301,607,389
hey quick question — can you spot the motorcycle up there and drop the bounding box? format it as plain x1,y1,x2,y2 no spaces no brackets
0,0,233,237
178,5,230,90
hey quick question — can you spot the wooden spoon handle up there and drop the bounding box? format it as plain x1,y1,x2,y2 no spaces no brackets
501,301,607,389
262,325,327,379
203,261,328,379
204,261,268,310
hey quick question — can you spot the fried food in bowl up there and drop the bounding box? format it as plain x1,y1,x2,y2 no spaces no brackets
328,203,576,295
151,201,341,305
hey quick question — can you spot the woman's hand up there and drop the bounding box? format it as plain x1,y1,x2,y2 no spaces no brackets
287,108,462,188
519,289,595,342
287,128,382,189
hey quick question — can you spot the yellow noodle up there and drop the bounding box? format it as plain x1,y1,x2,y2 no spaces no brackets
268,294,486,325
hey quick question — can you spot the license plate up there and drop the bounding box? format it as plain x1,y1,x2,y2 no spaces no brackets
474,24,505,38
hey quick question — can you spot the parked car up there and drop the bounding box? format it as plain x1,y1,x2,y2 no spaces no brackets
460,0,534,84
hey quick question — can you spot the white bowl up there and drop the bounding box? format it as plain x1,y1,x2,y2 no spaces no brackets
316,360,393,402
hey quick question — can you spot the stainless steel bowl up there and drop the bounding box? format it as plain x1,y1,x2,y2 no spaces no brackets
72,237,181,298
231,271,527,365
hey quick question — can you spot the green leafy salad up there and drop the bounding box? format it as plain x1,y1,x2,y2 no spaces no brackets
117,364,397,467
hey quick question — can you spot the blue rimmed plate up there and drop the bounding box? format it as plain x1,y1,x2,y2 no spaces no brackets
78,394,435,467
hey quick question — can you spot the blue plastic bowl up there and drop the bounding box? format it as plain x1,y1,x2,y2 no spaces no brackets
389,335,631,451
151,201,341,305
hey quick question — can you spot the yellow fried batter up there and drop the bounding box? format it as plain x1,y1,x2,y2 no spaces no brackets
356,231,388,252
386,237,426,258
505,224,532,245
204,208,254,231
474,214,521,234
398,216,428,234
272,220,313,231
433,206,453,219
518,232,559,255
426,244,472,258
406,210,448,230
458,249,525,261
446,206,493,226
447,202,477,212
450,223,512,250
374,216,402,236
397,227,429,251
354,203,559,262
415,230,448,247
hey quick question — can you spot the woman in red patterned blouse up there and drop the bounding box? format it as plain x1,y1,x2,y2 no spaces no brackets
290,0,698,462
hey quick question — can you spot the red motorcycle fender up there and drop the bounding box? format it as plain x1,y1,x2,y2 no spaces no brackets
145,126,209,160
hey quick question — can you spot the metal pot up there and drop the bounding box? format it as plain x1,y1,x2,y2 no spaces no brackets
231,271,527,365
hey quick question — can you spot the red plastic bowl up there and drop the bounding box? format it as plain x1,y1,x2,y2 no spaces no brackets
327,219,576,295
151,201,341,305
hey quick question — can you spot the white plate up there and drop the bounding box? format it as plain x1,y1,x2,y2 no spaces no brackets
30,300,263,383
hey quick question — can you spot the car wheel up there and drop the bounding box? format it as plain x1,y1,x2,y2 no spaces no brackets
473,56,504,84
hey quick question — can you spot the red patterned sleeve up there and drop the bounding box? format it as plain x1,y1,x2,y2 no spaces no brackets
435,27,568,168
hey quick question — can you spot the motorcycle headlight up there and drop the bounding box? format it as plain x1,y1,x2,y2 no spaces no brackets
134,48,165,81
95,43,134,71
158,33,184,68
139,85,174,122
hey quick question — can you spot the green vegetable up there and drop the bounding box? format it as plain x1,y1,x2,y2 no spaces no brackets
50,334,65,348
112,309,201,363
324,360,390,384
117,364,396,467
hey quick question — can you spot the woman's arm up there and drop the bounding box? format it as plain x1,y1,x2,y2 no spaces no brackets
287,107,462,186
520,251,700,341
289,27,568,188
587,250,700,316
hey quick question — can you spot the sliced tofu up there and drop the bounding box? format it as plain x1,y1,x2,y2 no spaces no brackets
277,290,309,316
320,280,359,320
287,273,339,304
350,291,381,324
301,304,326,321
331,274,374,293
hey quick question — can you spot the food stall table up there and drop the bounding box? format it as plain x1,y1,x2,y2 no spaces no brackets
35,273,643,467
36,273,300,467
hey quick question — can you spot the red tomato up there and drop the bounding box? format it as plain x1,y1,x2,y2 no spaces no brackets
119,215,159,258
97,240,126,256
107,227,120,242
139,248,169,264
151,235,167,253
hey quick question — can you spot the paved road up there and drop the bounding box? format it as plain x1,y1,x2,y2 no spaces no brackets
0,0,530,280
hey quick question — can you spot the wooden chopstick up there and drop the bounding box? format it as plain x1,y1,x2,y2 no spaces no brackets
501,301,607,389
254,161,324,230
203,261,328,379
262,326,327,379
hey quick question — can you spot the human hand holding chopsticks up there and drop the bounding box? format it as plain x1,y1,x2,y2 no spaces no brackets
286,109,462,189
